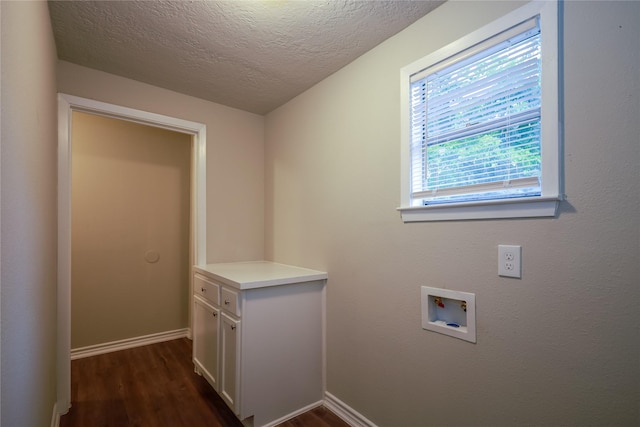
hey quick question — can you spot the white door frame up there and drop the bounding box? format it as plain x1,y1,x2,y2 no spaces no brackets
57,93,207,413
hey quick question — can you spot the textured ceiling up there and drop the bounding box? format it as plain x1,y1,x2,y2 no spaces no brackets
48,0,444,115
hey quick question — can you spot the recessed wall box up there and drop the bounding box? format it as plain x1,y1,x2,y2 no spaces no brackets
421,286,476,343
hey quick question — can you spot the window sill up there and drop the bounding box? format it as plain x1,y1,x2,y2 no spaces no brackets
398,196,561,222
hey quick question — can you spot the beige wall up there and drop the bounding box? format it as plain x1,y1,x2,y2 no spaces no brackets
0,1,59,425
71,112,191,348
265,1,640,426
3,1,637,425
58,61,265,264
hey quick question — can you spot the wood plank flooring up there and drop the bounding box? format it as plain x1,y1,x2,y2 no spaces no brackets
60,338,349,427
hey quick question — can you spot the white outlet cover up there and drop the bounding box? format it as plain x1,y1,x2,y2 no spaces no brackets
498,245,521,278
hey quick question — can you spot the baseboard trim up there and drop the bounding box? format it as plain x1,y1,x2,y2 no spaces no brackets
50,402,60,427
70,328,190,360
323,392,378,427
260,400,324,427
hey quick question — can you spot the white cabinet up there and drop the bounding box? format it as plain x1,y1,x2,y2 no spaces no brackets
192,261,327,427
193,295,219,389
193,273,241,414
220,312,240,413
193,272,221,390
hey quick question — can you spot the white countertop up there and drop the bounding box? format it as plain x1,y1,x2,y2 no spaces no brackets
193,261,328,290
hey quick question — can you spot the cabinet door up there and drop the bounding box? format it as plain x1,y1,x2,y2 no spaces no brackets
220,312,240,414
193,296,219,390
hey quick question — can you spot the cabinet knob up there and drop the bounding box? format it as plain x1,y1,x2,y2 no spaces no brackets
212,312,217,317
201,287,206,292
224,299,230,305
231,325,236,330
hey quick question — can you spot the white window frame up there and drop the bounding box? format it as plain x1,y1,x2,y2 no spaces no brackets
399,1,562,222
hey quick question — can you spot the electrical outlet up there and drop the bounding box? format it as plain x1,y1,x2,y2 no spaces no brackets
498,245,521,278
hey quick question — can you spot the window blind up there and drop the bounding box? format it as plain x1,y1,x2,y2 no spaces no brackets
410,18,542,204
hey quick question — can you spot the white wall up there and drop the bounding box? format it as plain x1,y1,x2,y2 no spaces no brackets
0,1,59,425
57,61,265,263
265,1,640,425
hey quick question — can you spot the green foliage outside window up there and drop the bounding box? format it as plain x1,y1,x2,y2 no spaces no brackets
425,121,541,190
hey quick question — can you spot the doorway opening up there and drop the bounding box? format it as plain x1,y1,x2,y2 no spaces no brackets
57,94,207,414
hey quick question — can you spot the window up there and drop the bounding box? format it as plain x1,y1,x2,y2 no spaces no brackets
399,1,561,222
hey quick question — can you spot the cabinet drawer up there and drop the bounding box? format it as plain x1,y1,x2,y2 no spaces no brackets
194,274,220,305
221,287,240,317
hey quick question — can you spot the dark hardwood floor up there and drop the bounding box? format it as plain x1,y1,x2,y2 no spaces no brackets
60,338,349,427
